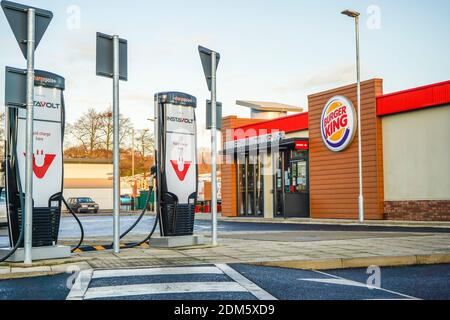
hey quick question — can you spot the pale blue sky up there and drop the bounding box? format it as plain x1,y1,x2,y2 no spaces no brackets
1,0,449,146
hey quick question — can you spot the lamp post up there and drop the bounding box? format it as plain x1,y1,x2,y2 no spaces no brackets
341,9,364,223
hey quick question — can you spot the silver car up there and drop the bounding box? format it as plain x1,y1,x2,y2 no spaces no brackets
0,190,7,226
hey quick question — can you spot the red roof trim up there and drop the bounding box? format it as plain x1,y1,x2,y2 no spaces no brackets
377,80,450,116
232,112,309,140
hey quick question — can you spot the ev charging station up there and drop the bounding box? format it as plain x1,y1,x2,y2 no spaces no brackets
1,68,70,262
153,92,204,247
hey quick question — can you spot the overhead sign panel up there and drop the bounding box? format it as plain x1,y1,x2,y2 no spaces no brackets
206,100,222,130
96,32,128,81
198,46,220,92
1,0,53,59
5,66,26,108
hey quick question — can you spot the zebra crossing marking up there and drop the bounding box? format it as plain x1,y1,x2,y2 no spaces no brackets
67,264,277,300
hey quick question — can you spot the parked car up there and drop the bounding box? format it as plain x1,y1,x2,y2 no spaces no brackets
120,195,133,206
0,190,7,226
67,197,99,214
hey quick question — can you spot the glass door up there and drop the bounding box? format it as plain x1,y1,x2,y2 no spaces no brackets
283,150,310,218
290,159,308,193
237,153,265,217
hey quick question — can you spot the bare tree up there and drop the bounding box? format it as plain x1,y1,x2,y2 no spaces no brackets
70,108,103,154
98,107,133,151
136,129,154,159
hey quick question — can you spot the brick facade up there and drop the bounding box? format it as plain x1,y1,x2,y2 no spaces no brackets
384,201,450,221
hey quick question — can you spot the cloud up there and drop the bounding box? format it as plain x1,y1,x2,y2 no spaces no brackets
275,64,356,94
302,64,355,88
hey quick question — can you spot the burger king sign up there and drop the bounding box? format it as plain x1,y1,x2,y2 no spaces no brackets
321,96,357,152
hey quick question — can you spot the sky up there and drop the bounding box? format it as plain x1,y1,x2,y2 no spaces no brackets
1,0,449,148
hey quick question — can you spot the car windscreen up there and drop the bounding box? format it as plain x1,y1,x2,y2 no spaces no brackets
78,198,94,203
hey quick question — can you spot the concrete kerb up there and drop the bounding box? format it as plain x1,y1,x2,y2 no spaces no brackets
1,252,449,280
0,257,93,280
0,256,92,268
254,253,450,271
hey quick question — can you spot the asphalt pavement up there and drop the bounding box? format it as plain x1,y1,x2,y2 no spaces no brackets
1,264,449,300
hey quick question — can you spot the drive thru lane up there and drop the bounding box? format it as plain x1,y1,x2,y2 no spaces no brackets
1,264,449,300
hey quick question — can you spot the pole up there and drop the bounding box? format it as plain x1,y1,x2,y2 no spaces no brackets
112,35,120,253
154,97,161,224
355,16,364,223
132,129,135,180
211,52,218,246
24,8,36,265
131,128,136,204
148,119,156,213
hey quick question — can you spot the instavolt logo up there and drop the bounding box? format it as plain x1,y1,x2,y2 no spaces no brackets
34,100,61,110
167,116,194,124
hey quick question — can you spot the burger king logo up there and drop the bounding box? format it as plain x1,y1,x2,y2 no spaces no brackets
321,96,357,152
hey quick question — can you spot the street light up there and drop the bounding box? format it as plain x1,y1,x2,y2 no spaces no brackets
341,9,364,224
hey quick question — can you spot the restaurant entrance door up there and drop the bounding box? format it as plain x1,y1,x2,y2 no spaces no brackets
274,149,310,218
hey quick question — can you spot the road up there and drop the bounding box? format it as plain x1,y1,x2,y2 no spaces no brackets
1,214,448,248
0,264,449,300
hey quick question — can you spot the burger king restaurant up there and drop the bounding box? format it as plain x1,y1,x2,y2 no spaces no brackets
221,79,450,221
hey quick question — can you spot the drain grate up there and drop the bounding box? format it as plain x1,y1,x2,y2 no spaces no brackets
88,257,207,269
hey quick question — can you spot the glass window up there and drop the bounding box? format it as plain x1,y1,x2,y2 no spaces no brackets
237,155,246,216
288,160,308,193
237,153,265,217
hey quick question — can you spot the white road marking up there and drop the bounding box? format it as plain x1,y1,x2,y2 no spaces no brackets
68,264,277,300
216,264,278,300
66,269,94,300
299,278,371,288
311,270,421,300
93,266,223,279
84,282,247,300
364,299,415,301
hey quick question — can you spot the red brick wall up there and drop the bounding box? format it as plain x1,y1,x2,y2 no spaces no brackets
385,201,450,221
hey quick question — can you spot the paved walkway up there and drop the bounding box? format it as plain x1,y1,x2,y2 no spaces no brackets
1,229,450,277
67,231,450,269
